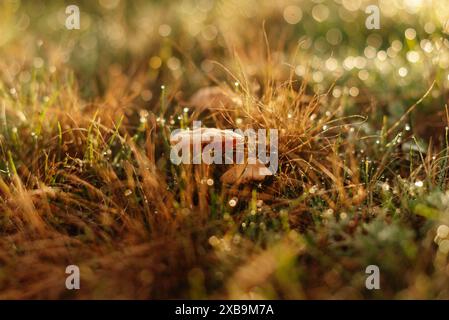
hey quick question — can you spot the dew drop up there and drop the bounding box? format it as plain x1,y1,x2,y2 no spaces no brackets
414,180,423,188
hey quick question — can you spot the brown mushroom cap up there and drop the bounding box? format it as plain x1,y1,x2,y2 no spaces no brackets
170,127,244,148
220,158,273,185
170,128,273,184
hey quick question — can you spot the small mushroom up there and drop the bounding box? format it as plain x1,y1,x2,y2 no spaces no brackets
220,158,273,185
169,127,244,213
170,127,244,149
170,127,273,185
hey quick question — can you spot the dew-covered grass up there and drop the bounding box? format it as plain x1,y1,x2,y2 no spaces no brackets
1,0,449,299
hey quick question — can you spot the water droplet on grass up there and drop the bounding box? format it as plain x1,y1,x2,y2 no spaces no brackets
229,198,238,207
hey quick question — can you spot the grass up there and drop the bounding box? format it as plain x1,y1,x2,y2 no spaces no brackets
0,0,449,299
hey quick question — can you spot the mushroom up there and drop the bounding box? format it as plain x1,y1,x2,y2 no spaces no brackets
220,158,273,185
169,127,245,150
170,126,245,213
170,126,273,185
169,126,245,175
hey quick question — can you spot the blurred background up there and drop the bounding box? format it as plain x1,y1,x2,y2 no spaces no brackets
1,0,449,138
